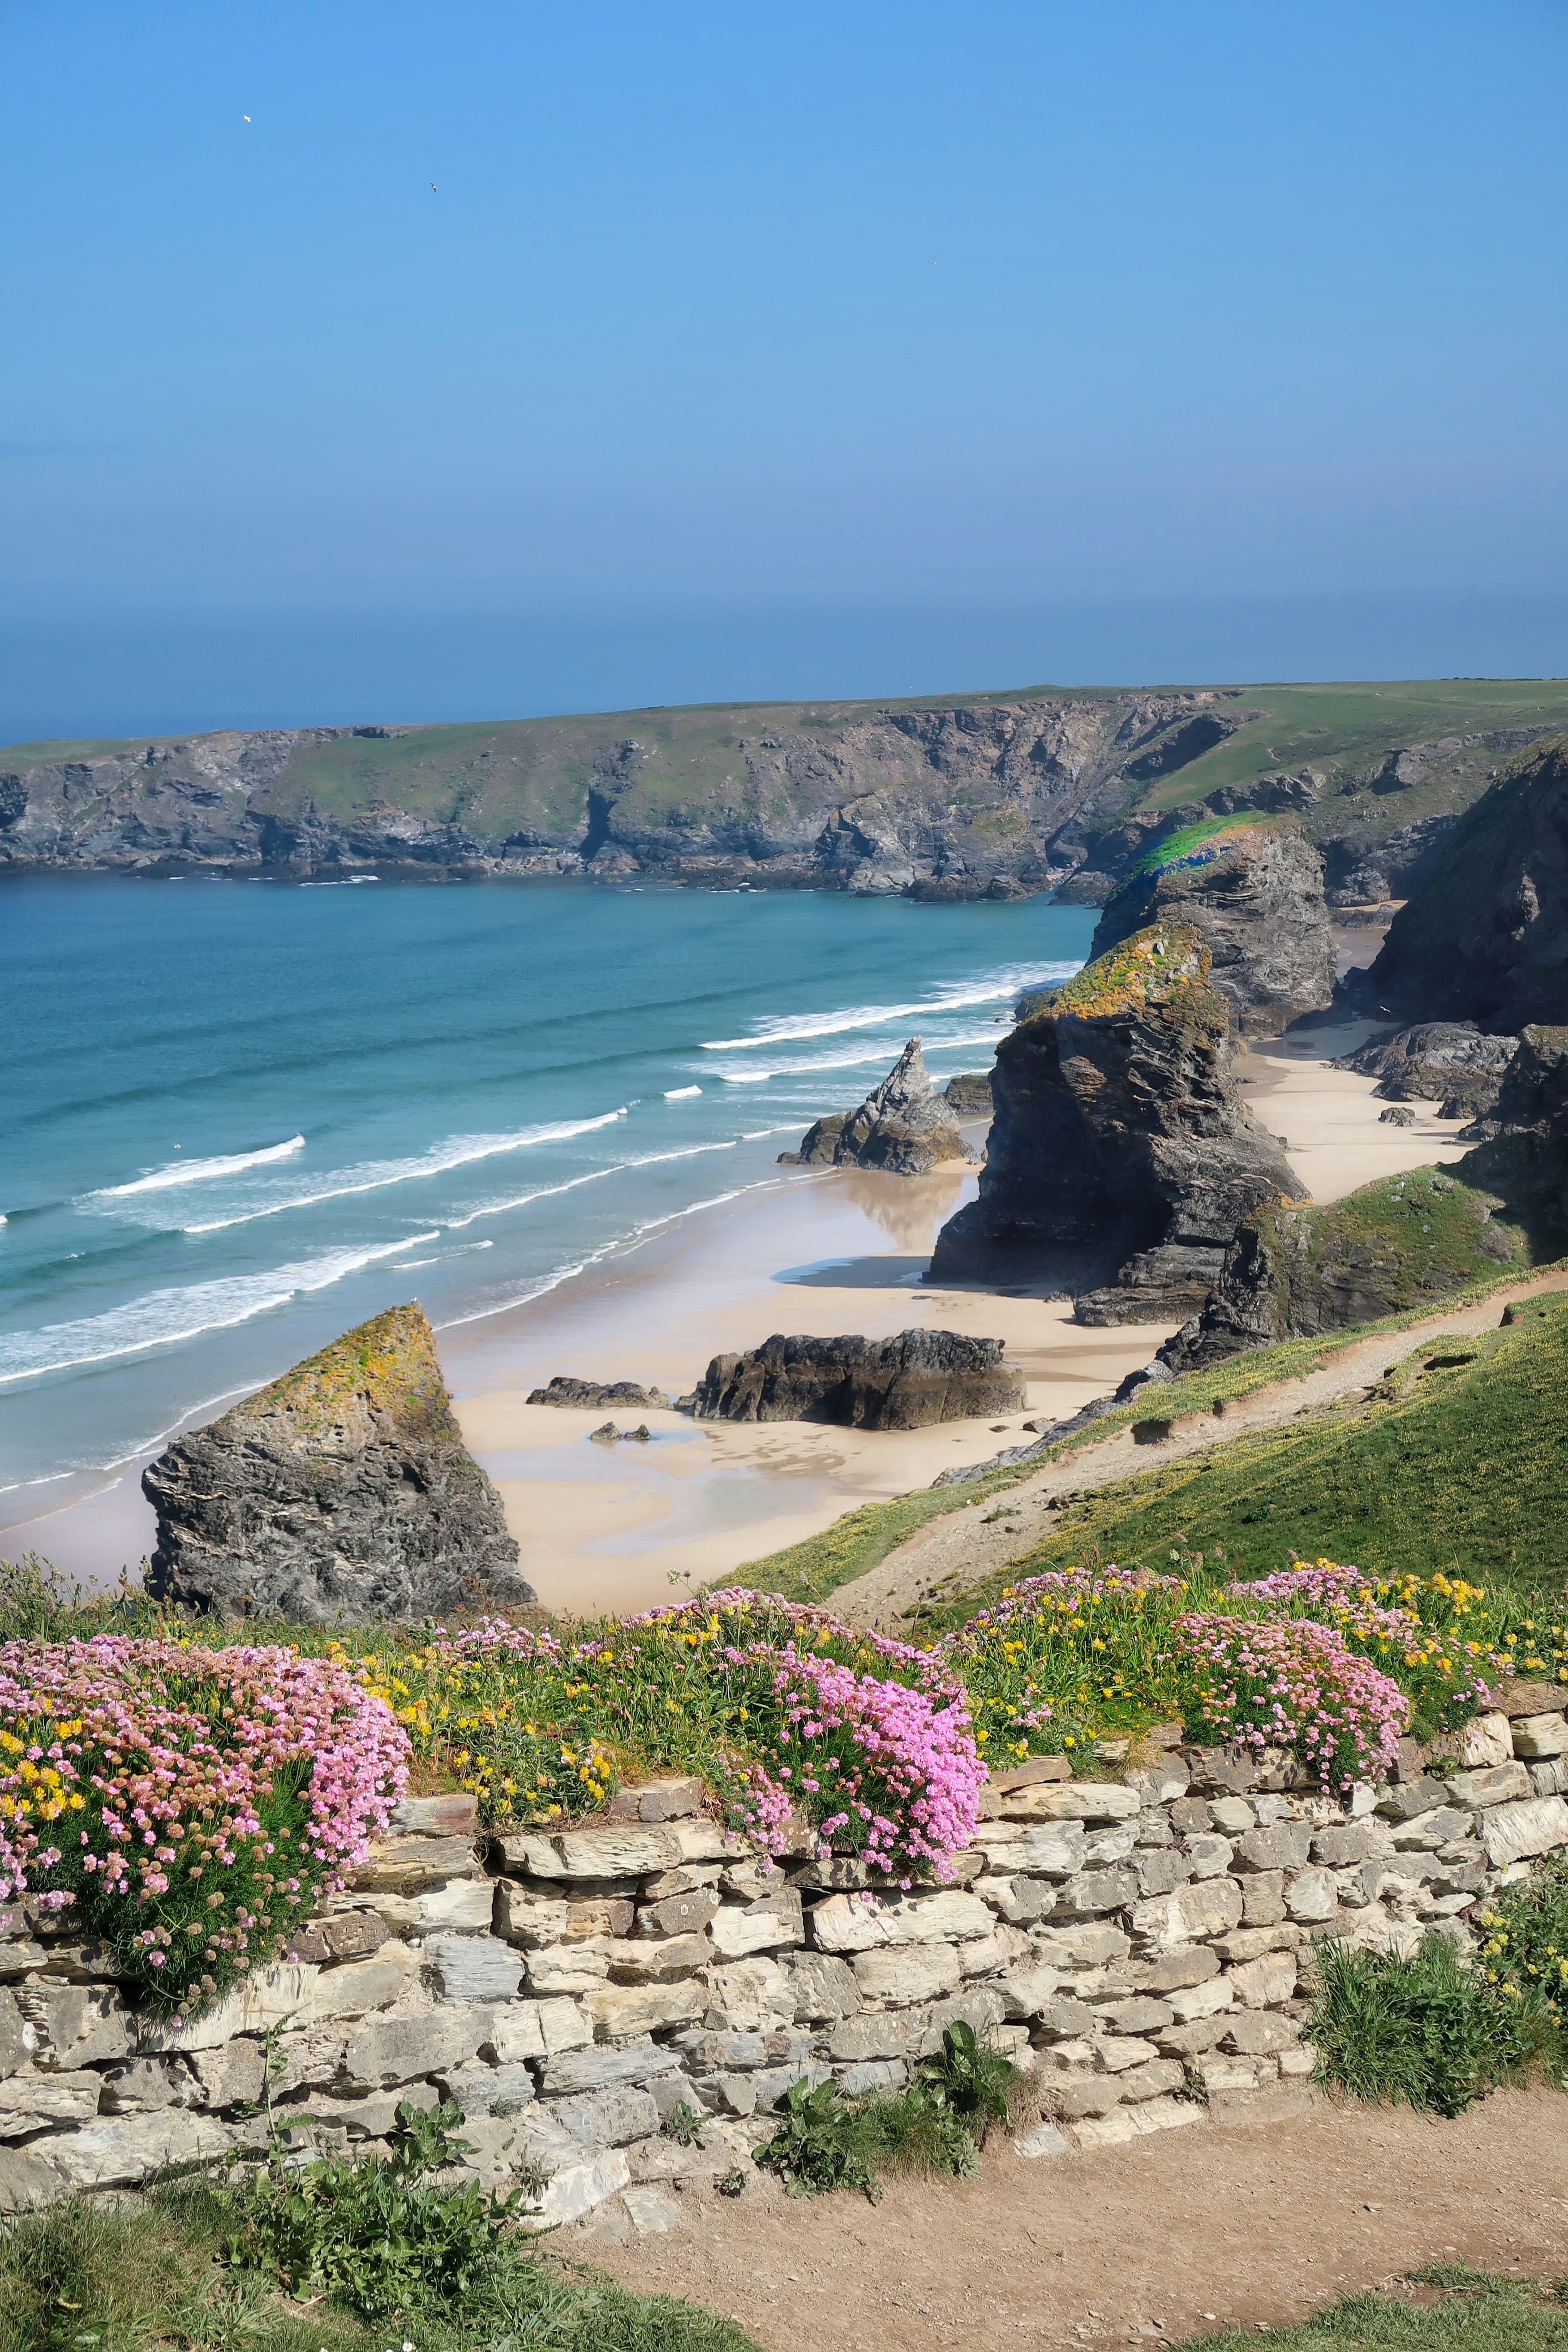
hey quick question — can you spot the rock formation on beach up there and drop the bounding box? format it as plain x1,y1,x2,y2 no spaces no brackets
1367,735,1568,1029
692,1329,1025,1428
143,1305,534,1622
1338,1022,1519,1119
527,1375,671,1410
930,923,1300,1322
1455,1025,1568,1234
942,1071,993,1114
780,1038,967,1173
1090,821,1335,1038
1153,1166,1523,1378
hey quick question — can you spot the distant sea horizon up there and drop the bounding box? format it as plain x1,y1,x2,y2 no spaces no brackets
0,874,1095,1510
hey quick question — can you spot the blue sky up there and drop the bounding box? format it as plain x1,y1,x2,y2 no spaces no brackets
3,1,1565,736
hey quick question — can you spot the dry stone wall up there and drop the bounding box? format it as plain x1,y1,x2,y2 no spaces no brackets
7,1684,1568,2233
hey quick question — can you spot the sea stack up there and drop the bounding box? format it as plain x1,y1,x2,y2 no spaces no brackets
1089,821,1334,1038
143,1304,534,1623
930,922,1299,1322
781,1037,968,1173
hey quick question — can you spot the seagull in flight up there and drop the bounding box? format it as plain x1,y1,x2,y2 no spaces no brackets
430,181,438,192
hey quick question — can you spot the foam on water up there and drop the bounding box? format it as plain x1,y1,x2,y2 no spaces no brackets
0,1233,439,1385
0,878,1095,1493
89,1135,307,1197
699,959,1078,1050
172,1111,631,1233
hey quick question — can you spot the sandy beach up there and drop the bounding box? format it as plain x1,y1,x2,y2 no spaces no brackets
0,1003,1475,1612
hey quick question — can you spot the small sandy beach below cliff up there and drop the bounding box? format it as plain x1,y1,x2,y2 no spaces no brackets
0,1012,1474,1611
444,1011,1473,1617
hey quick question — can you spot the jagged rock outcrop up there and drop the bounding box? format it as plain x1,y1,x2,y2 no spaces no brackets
781,1039,967,1173
1155,1168,1522,1377
1455,1025,1568,1237
526,1376,671,1410
143,1305,533,1622
931,924,1300,1321
692,1329,1025,1428
1368,735,1568,1028
1338,1023,1519,1118
1089,824,1335,1038
943,1071,993,1115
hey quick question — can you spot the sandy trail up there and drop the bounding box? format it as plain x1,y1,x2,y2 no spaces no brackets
833,1265,1568,1633
579,2085,1568,2350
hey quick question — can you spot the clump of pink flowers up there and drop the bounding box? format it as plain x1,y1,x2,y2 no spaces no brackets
741,1642,984,1883
0,1636,407,2012
1171,1611,1407,1789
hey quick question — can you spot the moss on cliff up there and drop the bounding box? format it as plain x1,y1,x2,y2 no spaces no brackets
1026,921,1209,1024
1255,1168,1529,1328
257,1304,459,1447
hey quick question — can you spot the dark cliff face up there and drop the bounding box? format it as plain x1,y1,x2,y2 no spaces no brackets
1089,823,1334,1038
929,923,1299,1321
1368,735,1568,1029
1455,1024,1568,1240
0,692,1241,889
1338,1023,1519,1117
142,1304,533,1623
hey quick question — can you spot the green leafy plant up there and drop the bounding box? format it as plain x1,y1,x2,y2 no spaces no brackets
912,2019,1016,2145
662,2100,710,2148
1305,1936,1548,2117
716,2166,750,2197
753,2077,882,2200
220,2098,528,2321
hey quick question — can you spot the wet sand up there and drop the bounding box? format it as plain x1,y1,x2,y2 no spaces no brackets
2,1011,1477,1611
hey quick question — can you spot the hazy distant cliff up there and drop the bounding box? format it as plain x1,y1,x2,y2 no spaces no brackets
4,681,1565,896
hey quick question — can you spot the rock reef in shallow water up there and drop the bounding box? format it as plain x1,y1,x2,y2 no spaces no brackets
143,1304,533,1622
781,1038,967,1173
692,1329,1025,1428
1090,822,1334,1039
931,922,1300,1323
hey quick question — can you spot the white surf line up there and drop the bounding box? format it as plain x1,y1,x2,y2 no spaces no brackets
178,1111,630,1234
699,961,1081,1051
0,1232,439,1386
88,1135,307,1198
436,1177,786,1333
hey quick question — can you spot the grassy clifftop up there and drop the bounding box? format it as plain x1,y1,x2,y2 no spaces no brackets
932,1292,1568,1625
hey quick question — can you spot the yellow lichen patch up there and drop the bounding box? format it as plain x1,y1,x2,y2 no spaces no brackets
1024,922,1210,1026
250,1304,458,1443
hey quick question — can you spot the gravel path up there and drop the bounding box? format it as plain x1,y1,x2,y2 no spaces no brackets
579,2084,1568,2349
830,1268,1568,1634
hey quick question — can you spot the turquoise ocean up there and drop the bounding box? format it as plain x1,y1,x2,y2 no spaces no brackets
0,877,1095,1504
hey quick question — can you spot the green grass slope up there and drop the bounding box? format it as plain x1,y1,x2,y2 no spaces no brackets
925,1293,1568,1630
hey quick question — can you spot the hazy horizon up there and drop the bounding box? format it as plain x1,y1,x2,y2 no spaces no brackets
4,2,1565,743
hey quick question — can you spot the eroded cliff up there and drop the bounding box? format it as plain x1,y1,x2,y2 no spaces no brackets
930,924,1299,1320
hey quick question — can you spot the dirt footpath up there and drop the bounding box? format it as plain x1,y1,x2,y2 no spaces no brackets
834,1267,1568,1634
579,2087,1568,2349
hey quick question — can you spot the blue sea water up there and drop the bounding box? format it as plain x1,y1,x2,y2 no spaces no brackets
0,876,1094,1499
